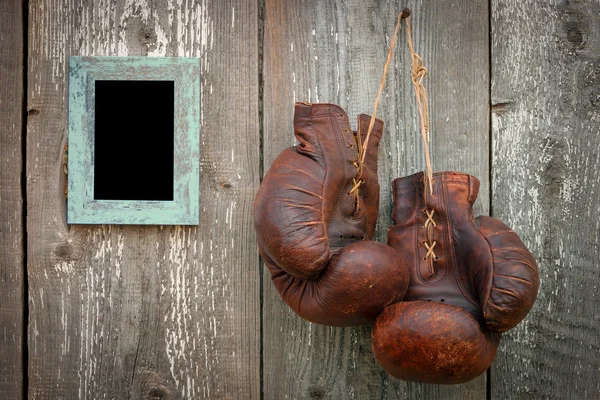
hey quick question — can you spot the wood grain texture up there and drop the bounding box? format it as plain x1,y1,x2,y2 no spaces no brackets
491,0,600,399
27,0,259,398
0,0,24,398
262,0,489,398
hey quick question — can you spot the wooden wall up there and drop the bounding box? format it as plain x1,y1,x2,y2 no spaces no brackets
0,0,24,398
26,0,259,398
0,0,597,398
262,1,490,399
491,0,600,398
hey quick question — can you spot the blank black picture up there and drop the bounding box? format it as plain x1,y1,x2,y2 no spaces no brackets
94,80,174,201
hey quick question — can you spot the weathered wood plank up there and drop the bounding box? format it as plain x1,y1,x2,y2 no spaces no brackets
0,0,24,398
262,0,489,398
27,0,260,398
491,1,600,398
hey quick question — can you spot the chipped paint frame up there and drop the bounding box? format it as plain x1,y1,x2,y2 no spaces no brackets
67,56,200,225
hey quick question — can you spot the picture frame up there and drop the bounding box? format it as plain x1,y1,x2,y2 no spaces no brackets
67,56,200,225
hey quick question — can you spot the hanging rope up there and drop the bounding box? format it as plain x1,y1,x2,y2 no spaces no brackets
401,12,438,267
359,10,405,171
350,9,437,271
404,11,433,195
350,8,434,213
350,8,437,266
348,9,405,211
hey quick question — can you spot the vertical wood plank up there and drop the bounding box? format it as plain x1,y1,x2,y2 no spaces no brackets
491,0,600,398
27,0,260,398
0,0,24,398
262,0,489,398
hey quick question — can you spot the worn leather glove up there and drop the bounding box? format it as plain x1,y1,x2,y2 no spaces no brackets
254,102,409,326
371,171,539,383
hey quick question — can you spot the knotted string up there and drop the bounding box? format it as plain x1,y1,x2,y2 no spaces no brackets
350,9,434,215
402,12,438,266
363,9,437,266
351,10,437,271
402,11,433,196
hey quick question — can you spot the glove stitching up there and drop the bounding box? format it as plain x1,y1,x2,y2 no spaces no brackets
414,192,425,284
331,113,368,225
431,178,449,284
442,175,479,306
302,114,330,257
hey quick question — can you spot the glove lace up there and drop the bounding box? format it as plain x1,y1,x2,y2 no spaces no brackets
399,10,438,271
354,9,437,274
349,8,406,213
423,209,438,274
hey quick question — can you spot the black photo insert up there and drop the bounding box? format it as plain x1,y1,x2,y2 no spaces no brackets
94,80,175,201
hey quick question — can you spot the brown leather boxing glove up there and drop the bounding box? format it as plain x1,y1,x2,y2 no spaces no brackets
254,102,410,326
371,171,540,384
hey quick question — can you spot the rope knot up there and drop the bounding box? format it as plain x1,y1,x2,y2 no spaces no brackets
350,9,433,213
412,60,427,82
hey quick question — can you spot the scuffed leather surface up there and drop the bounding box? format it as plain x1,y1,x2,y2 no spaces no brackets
264,241,409,326
372,171,539,383
372,301,500,384
254,103,410,326
475,216,539,332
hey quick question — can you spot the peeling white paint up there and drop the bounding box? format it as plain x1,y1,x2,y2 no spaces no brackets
54,260,75,274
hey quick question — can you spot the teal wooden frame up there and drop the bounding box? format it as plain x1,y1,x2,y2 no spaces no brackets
67,56,200,225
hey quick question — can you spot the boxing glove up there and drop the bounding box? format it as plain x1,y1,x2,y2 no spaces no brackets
254,102,409,326
371,171,539,384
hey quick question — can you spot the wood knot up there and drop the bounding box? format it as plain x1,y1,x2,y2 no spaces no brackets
148,388,169,400
559,4,589,51
27,109,40,116
138,27,157,48
54,243,73,258
565,23,584,47
221,181,233,189
308,385,326,399
400,8,411,19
